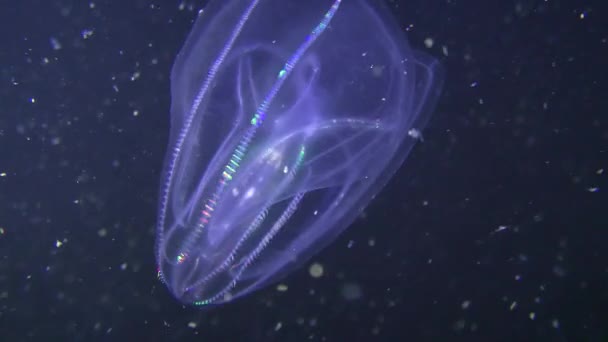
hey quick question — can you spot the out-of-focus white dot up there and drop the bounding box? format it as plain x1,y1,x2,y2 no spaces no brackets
341,282,362,301
309,263,324,278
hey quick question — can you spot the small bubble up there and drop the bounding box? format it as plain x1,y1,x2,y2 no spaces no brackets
309,263,324,278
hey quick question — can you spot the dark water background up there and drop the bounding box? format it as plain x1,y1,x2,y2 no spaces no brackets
0,0,606,340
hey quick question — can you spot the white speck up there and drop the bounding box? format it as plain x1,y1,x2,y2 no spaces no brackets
408,128,424,141
232,187,239,197
130,71,141,81
50,137,61,145
50,37,62,50
309,263,324,278
442,45,449,56
492,225,508,234
552,265,566,277
81,29,94,39
244,187,255,199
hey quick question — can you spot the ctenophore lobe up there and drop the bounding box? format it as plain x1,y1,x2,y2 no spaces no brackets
156,0,443,306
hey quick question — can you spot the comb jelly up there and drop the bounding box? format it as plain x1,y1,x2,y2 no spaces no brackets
156,0,443,305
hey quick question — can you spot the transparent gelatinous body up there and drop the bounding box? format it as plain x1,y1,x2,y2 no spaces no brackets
156,0,443,305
